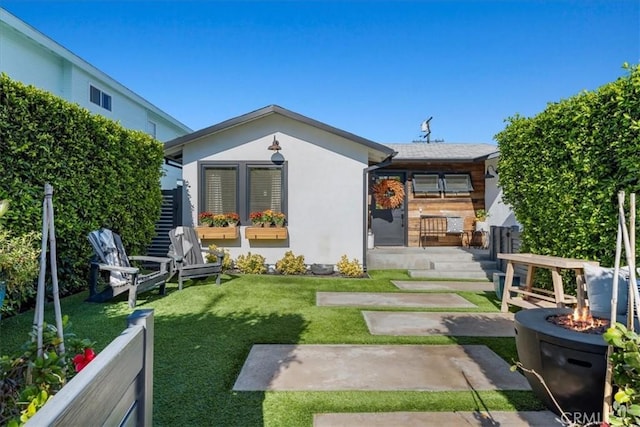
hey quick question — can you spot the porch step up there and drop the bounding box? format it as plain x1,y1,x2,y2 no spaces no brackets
432,260,498,271
367,247,491,270
367,247,501,282
408,269,501,280
366,252,435,270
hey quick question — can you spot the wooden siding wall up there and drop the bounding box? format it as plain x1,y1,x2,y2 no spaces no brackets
384,161,486,247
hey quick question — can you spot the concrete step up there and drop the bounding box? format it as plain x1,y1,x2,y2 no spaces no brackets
366,253,434,270
367,248,493,270
408,269,502,280
432,260,498,271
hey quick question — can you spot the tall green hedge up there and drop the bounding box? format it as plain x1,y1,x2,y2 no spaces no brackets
495,64,640,268
0,74,164,305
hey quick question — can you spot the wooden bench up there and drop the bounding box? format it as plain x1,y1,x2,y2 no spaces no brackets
498,253,599,312
419,215,473,247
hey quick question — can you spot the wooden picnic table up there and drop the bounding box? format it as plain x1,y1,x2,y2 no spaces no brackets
498,253,599,312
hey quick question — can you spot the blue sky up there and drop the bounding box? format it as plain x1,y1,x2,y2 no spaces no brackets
2,1,639,144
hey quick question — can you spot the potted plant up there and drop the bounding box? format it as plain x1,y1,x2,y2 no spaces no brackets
262,210,275,227
474,209,490,232
225,212,239,227
249,211,264,226
273,212,286,227
198,211,215,227
212,214,227,227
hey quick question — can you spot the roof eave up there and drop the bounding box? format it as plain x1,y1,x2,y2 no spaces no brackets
164,104,395,161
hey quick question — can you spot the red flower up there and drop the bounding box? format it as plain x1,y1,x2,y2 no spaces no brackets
73,348,96,372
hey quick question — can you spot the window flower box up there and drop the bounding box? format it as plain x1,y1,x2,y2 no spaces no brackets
195,226,239,240
245,226,288,240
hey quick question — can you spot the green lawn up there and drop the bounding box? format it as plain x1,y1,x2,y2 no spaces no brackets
0,271,544,426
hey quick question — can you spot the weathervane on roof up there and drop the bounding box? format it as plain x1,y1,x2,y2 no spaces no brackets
412,116,444,143
420,117,432,143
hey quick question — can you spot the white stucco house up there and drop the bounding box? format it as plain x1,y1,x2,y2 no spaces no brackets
164,105,396,266
0,7,190,188
164,105,519,268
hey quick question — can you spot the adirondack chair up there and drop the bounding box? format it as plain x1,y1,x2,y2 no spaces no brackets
87,228,172,308
168,226,224,290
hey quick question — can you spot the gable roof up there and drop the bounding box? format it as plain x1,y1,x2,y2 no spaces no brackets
385,143,499,162
164,105,396,163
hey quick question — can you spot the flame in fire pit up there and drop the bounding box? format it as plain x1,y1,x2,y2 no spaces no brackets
572,307,591,323
547,307,610,334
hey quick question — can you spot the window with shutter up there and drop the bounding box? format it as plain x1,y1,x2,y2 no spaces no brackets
199,162,286,223
249,167,282,213
203,167,237,214
412,174,442,195
442,174,473,195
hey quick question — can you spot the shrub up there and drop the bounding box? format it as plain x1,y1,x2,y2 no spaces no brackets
0,75,164,307
206,244,233,271
235,252,266,274
336,255,363,277
495,63,640,271
275,251,306,275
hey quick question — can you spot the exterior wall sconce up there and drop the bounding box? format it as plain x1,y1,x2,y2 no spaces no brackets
267,136,281,151
268,136,284,165
485,165,498,179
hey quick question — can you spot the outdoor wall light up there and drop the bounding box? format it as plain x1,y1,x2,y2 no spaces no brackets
267,136,281,151
485,165,498,179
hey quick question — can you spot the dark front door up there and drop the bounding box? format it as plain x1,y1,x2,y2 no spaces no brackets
370,172,406,246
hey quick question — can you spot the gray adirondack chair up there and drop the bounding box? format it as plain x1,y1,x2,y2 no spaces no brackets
87,228,171,308
168,226,223,289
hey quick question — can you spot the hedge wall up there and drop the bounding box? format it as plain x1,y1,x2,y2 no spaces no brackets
495,64,640,268
0,74,164,308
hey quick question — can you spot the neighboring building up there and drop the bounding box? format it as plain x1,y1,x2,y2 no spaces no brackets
0,7,191,188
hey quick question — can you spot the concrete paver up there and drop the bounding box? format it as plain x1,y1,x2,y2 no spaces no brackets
363,311,515,337
313,410,561,426
233,344,530,391
316,292,476,308
392,280,493,292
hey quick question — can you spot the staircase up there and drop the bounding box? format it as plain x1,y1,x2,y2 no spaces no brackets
366,246,501,280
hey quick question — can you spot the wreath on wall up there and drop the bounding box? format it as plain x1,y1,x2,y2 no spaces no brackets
372,179,405,209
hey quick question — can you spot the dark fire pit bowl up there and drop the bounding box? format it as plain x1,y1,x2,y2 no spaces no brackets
514,308,614,419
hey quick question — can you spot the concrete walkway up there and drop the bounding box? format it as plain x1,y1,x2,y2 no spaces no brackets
233,278,556,424
363,311,515,337
233,344,530,391
316,292,476,308
314,411,561,426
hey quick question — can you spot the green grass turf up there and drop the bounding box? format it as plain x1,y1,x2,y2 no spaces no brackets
0,271,544,426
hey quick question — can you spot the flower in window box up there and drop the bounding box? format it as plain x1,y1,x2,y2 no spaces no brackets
273,212,286,227
225,212,240,227
212,214,228,227
262,210,275,226
198,212,215,227
249,211,264,226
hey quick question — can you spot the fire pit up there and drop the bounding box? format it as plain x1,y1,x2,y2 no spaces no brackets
514,307,616,419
